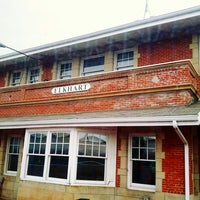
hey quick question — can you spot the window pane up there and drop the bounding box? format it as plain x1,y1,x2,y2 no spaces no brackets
60,63,72,79
40,144,46,154
57,134,63,143
132,148,139,159
35,134,41,143
8,155,18,171
56,144,62,154
49,156,68,179
51,132,70,155
27,155,45,177
29,68,40,83
77,157,105,181
93,145,99,156
63,144,69,155
140,148,147,159
86,145,92,156
117,51,133,69
51,133,57,143
11,71,21,85
29,144,34,153
50,144,56,154
148,148,155,160
132,137,139,147
64,133,70,143
83,56,104,74
148,137,155,148
140,137,147,147
100,146,106,157
30,134,35,143
78,144,85,155
78,133,107,158
132,161,155,185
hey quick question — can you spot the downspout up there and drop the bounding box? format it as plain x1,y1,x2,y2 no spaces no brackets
172,120,190,200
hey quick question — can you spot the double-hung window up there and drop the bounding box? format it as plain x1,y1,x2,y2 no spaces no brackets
129,135,156,191
21,128,116,186
24,131,70,183
82,55,104,75
5,137,21,175
77,132,107,182
28,67,40,83
58,61,72,79
115,50,134,70
10,71,21,86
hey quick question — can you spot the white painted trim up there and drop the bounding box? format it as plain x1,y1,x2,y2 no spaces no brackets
0,115,199,129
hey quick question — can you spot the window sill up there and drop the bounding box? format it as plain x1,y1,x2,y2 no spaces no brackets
4,171,17,176
128,183,156,192
20,177,115,187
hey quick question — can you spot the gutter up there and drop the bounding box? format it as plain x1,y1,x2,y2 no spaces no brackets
173,120,190,200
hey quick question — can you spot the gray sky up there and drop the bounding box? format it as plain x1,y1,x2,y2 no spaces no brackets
0,0,200,55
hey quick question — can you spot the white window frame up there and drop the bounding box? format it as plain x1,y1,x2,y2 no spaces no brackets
20,128,116,187
4,136,21,176
115,49,134,70
10,70,22,86
28,66,40,84
128,133,156,192
82,55,105,76
57,60,72,79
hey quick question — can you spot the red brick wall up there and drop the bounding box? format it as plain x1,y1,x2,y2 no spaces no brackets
162,127,193,194
138,36,192,66
42,65,53,82
0,90,193,117
0,63,196,117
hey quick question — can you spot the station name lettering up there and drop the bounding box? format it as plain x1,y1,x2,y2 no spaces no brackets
52,83,91,94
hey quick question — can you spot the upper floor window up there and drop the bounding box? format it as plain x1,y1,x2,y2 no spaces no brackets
10,71,21,86
28,67,40,83
58,61,72,79
82,55,104,75
21,128,116,186
115,50,134,70
4,137,21,175
128,135,156,191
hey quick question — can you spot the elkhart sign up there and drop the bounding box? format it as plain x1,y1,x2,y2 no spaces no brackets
52,83,91,94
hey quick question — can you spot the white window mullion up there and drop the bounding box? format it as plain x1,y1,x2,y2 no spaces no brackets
44,131,51,180
68,128,77,184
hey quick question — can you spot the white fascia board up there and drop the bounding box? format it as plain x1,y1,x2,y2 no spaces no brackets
0,115,199,129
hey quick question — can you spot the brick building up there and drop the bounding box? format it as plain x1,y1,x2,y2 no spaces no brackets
0,5,200,200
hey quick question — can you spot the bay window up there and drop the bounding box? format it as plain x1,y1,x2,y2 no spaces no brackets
21,128,116,186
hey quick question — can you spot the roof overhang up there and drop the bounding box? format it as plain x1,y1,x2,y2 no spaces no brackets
0,113,199,130
0,6,200,65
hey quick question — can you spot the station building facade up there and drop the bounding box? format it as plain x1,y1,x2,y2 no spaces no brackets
0,6,200,200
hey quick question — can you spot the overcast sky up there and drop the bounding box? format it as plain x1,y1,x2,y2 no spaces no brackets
0,0,200,56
